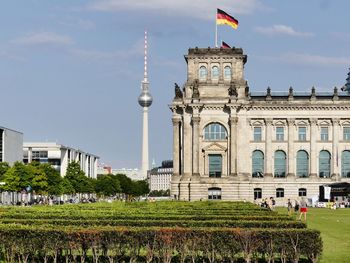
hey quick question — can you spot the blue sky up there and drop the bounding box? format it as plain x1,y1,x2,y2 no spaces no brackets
1,0,350,168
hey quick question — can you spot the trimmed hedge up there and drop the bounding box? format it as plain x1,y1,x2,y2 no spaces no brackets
0,226,322,263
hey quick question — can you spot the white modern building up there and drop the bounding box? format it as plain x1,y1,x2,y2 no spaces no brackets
148,160,173,191
170,46,350,203
0,126,23,165
112,168,144,181
23,142,99,178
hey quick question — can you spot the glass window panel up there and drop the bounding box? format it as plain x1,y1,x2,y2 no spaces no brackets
343,127,350,141
298,127,307,141
224,66,231,79
199,66,207,80
321,127,329,141
319,150,331,178
204,123,227,140
209,154,222,178
296,150,309,178
341,150,350,178
208,187,222,200
252,150,264,178
254,188,262,200
276,127,284,141
276,188,284,198
298,188,307,197
212,66,219,79
274,150,286,178
254,127,262,141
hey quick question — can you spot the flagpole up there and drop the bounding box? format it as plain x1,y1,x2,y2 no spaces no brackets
215,10,218,47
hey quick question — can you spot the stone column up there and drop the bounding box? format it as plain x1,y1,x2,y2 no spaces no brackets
287,119,295,177
332,118,340,178
310,118,317,177
229,116,238,176
183,113,192,176
192,116,201,176
265,118,273,177
172,117,181,176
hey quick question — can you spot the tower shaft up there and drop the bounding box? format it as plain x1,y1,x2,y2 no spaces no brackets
141,107,149,178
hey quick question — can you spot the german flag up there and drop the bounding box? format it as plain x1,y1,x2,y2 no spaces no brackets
217,9,238,29
221,41,231,49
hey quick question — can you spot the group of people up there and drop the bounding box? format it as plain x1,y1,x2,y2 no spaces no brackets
260,197,276,210
287,198,308,221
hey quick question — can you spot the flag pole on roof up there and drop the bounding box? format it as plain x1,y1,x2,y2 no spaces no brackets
216,8,239,47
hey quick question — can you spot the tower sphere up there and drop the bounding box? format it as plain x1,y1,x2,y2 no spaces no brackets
138,90,153,107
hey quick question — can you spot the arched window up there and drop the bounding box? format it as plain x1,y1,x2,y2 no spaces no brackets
319,150,331,178
208,187,221,200
296,150,309,178
199,66,207,80
212,66,219,79
224,66,231,79
274,150,286,178
254,188,262,200
204,123,227,140
341,150,350,178
252,150,264,178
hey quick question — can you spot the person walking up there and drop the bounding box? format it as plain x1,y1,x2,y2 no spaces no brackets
298,198,308,221
287,199,293,215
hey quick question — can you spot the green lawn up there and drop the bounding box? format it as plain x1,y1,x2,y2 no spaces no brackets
278,207,350,263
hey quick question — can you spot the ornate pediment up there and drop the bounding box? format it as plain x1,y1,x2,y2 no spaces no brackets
202,142,227,152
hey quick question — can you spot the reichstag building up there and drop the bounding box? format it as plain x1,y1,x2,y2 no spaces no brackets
169,47,350,203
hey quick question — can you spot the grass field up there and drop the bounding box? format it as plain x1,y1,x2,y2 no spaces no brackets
277,207,350,263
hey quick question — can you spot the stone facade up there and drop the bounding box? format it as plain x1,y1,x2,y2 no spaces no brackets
169,47,350,204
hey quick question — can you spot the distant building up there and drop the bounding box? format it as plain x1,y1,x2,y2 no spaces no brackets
23,142,99,178
148,160,173,192
0,126,23,165
97,165,112,175
112,168,144,181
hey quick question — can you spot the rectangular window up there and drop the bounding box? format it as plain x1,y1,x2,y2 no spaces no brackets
253,127,262,141
254,188,262,200
276,127,284,141
298,188,307,197
343,127,350,141
209,154,222,178
276,188,284,198
298,127,307,141
321,127,329,141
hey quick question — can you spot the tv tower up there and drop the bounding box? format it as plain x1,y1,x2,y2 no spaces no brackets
138,31,153,179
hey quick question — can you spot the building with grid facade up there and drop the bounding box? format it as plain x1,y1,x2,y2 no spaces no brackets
23,142,99,178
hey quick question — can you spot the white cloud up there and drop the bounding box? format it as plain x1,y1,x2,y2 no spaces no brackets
275,53,350,67
87,0,264,19
255,25,314,37
12,32,74,46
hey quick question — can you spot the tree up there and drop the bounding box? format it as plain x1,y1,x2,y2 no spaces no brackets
95,174,121,196
39,164,63,195
27,163,48,194
0,162,10,181
2,162,32,192
65,162,87,193
116,174,133,195
60,177,75,195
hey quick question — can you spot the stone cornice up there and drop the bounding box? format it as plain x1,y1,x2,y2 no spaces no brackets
250,105,350,111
